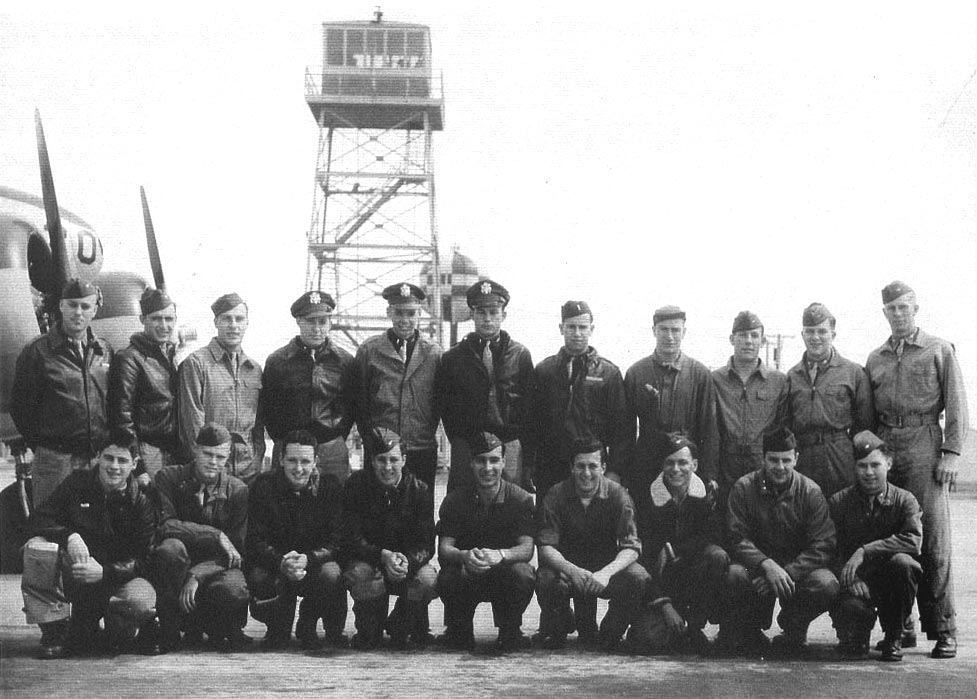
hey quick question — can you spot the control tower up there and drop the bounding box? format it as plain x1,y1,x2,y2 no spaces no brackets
304,11,444,350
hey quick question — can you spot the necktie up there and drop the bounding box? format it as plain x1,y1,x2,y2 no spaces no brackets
569,355,586,385
483,341,502,427
397,339,407,364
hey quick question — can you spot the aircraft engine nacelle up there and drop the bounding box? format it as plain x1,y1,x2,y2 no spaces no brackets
27,226,104,296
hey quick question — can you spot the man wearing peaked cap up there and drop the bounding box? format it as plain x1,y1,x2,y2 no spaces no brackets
349,281,441,504
712,311,788,511
785,302,874,498
529,299,628,499
12,277,114,512
260,290,354,482
828,429,923,661
178,293,265,484
108,286,180,484
437,431,536,651
724,425,839,657
151,422,252,651
628,433,729,656
624,305,719,498
865,282,968,659
339,427,437,649
436,278,534,494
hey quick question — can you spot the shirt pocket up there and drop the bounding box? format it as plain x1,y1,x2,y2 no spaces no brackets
908,365,937,396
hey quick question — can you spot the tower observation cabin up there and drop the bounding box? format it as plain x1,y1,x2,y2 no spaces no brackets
304,12,445,350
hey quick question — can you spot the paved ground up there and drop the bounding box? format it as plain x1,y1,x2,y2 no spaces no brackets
1,468,976,698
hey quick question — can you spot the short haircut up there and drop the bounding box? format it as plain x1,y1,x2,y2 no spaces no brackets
282,429,318,450
101,438,137,459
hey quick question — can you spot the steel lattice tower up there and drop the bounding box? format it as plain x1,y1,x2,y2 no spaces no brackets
304,14,444,351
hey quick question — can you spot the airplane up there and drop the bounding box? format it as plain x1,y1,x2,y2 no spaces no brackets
0,111,190,570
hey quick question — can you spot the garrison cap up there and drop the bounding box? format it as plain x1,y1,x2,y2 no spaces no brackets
196,422,231,447
61,278,100,300
653,305,686,325
140,287,174,316
852,430,886,460
382,283,425,307
561,300,592,320
661,432,698,460
732,310,763,334
290,290,335,317
365,427,401,456
211,292,246,317
466,279,510,308
881,281,915,304
469,431,504,456
802,302,835,327
763,426,797,453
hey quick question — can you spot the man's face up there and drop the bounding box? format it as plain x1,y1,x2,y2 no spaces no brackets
470,304,506,340
471,446,504,490
372,444,404,487
387,305,420,340
296,312,332,348
653,319,686,356
97,444,135,492
559,314,593,355
142,304,177,343
193,442,231,484
572,450,605,498
855,449,891,497
882,293,918,338
801,319,835,361
730,328,763,364
215,303,249,349
281,443,317,490
763,449,797,488
59,294,99,338
662,447,697,493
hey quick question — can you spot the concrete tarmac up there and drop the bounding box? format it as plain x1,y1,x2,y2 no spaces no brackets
2,474,976,698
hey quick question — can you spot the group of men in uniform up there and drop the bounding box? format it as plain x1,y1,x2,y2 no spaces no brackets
11,273,967,663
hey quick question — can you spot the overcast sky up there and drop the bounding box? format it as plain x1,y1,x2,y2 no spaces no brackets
2,2,975,419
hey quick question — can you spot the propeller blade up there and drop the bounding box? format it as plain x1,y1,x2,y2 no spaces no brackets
35,108,69,296
140,186,165,290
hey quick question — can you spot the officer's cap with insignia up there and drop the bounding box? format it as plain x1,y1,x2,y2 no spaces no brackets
211,292,247,317
382,282,425,308
466,279,510,309
61,277,100,301
365,427,401,456
291,290,336,318
731,310,763,334
762,426,797,454
468,431,505,457
661,432,698,460
802,302,835,329
561,300,593,321
852,430,890,461
196,422,232,447
653,305,687,325
881,280,915,304
140,287,175,316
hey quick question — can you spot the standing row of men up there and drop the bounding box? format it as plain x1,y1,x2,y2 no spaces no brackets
12,274,967,660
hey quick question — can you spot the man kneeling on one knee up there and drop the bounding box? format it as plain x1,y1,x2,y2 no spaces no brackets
829,430,922,661
628,433,729,655
246,429,348,650
535,440,650,651
725,426,840,656
437,431,536,652
23,439,159,658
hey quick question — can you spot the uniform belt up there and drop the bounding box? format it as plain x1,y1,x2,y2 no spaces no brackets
878,413,940,429
795,429,849,447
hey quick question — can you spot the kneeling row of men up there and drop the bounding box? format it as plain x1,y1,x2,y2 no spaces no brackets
22,421,922,663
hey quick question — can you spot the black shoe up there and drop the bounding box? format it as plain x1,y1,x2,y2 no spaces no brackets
262,629,291,650
323,631,348,648
879,637,903,662
577,629,600,649
438,631,475,651
739,628,771,658
495,631,531,653
411,630,435,647
36,641,67,660
876,631,916,650
684,628,712,656
931,633,957,659
351,632,380,650
295,614,320,649
770,633,809,658
387,632,410,650
182,628,205,648
135,620,166,656
223,628,254,651
837,639,870,660
536,632,567,650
